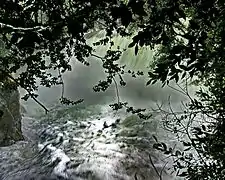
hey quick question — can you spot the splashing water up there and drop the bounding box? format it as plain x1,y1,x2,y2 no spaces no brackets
0,103,177,180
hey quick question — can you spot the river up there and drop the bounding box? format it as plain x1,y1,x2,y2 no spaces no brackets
0,100,185,180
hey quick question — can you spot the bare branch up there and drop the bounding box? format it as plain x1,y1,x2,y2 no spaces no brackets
160,161,169,179
149,154,163,180
166,97,207,167
91,52,121,104
91,53,105,61
0,22,48,32
57,67,65,99
112,76,120,104
168,84,186,96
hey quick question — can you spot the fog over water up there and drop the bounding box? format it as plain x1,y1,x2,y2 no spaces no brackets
24,32,190,110
1,32,196,180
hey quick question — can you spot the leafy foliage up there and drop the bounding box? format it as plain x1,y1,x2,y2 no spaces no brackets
0,0,131,108
1,0,225,179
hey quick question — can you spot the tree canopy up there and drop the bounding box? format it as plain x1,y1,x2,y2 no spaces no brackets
1,0,225,179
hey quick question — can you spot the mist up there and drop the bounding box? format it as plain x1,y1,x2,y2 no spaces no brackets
20,33,191,112
21,59,189,113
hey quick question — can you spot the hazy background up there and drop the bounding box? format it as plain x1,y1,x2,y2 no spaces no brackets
20,34,192,113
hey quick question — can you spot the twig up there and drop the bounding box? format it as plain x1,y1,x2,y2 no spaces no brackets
57,67,65,99
160,161,169,179
167,98,207,167
112,76,120,104
168,84,186,96
91,53,104,61
91,52,121,105
149,154,163,180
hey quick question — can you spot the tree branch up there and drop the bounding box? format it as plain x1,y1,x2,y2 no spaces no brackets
149,154,163,180
0,22,48,32
0,69,49,113
112,76,120,104
91,53,121,104
57,67,65,99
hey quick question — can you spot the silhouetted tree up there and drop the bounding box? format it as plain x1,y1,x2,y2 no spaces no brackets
1,0,225,178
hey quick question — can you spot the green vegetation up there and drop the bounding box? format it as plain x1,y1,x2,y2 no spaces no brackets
1,0,225,179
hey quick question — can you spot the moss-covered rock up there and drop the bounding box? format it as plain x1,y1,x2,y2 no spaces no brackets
118,114,158,140
121,115,141,127
0,83,24,146
121,114,157,131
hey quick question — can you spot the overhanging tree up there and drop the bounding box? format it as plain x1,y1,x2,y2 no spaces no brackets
0,0,131,110
1,0,225,179
125,0,225,179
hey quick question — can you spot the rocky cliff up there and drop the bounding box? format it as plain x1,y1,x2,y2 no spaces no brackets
0,82,24,146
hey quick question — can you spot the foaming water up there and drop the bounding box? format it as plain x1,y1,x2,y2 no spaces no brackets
0,104,176,180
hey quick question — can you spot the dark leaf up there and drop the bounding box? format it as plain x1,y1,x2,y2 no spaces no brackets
120,5,132,27
202,125,206,131
130,1,147,16
139,39,144,47
134,173,138,180
152,79,157,84
146,80,151,86
10,33,21,44
182,141,191,146
128,41,136,48
161,142,167,151
135,44,139,55
178,172,188,177
175,150,181,156
175,74,179,83
152,135,158,142
181,72,186,79
179,65,187,71
177,9,186,19
0,110,4,118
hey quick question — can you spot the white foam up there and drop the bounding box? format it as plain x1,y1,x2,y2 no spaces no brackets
57,133,64,137
45,144,70,178
65,121,74,125
38,143,44,150
52,149,70,178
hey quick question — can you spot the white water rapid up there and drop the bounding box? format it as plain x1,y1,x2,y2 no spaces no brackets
0,103,179,180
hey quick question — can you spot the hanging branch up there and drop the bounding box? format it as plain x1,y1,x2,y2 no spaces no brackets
149,154,163,180
91,53,121,104
160,161,169,179
112,76,120,104
57,67,65,100
0,69,49,113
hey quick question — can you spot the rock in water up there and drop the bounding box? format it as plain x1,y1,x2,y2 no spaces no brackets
0,83,23,146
